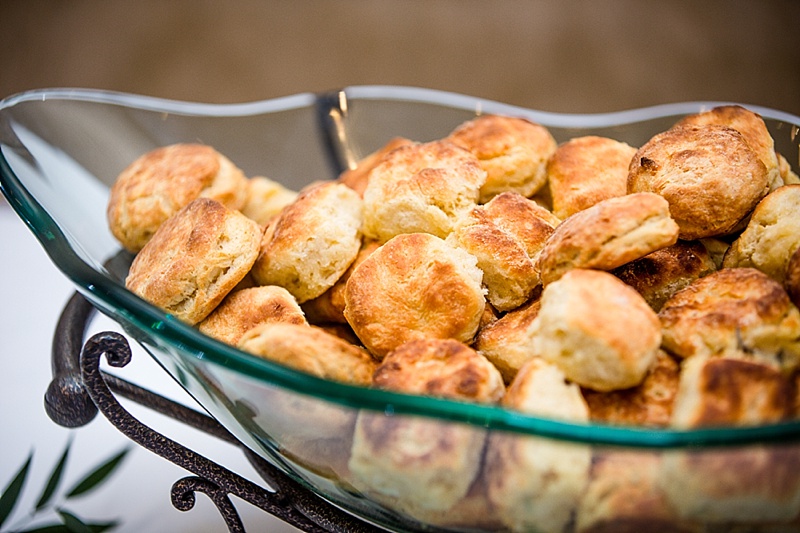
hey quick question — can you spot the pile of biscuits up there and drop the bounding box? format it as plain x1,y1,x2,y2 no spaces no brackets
107,105,800,531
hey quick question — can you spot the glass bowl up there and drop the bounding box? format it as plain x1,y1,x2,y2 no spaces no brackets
2,86,800,532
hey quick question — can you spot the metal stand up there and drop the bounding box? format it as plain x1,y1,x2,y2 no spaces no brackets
44,293,382,533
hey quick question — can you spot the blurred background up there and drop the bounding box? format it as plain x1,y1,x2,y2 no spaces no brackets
2,0,799,116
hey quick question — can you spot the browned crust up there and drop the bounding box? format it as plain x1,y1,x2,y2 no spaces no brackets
343,233,485,359
107,143,246,252
373,338,505,403
658,267,799,359
536,192,679,286
613,240,717,311
547,135,637,219
582,350,681,428
627,124,768,240
125,198,261,325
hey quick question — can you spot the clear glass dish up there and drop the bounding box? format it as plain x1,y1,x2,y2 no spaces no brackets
2,86,800,532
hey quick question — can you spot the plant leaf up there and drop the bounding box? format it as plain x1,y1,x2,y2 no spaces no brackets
0,450,33,528
53,510,119,533
57,509,93,533
65,447,130,499
87,521,119,533
36,437,73,510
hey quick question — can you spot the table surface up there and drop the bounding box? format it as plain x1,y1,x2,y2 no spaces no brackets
0,198,300,532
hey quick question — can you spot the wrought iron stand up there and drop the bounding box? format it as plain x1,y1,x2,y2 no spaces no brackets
44,293,383,533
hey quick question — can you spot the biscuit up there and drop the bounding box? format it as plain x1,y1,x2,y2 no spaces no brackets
582,349,681,428
237,322,376,385
675,105,781,191
613,240,717,312
349,339,501,517
361,140,486,242
372,338,505,403
301,240,380,324
239,175,298,227
536,192,679,286
788,245,800,308
576,451,702,533
485,358,591,533
446,114,557,202
337,137,413,197
108,143,248,252
722,184,800,283
198,285,307,346
547,135,637,220
627,124,769,240
343,233,486,359
658,267,800,367
447,192,558,311
532,269,662,391
250,181,363,303
236,322,374,479
671,355,794,429
659,444,800,524
474,295,542,384
125,198,261,325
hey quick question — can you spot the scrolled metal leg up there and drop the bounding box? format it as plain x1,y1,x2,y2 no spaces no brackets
45,292,98,427
172,477,245,533
79,331,334,532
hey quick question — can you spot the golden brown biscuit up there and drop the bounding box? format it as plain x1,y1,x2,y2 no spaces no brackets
787,245,800,308
576,451,703,533
126,198,261,325
238,322,376,385
582,349,681,428
659,444,800,524
250,181,363,303
485,358,591,533
474,295,542,384
343,233,486,359
446,114,557,202
532,269,662,391
447,192,558,311
372,338,505,403
361,140,486,242
108,143,248,252
349,339,501,518
301,240,380,324
613,240,717,312
671,355,794,429
337,137,413,197
658,267,800,366
627,124,769,240
239,175,298,227
722,184,800,284
536,192,679,286
197,285,307,346
675,105,781,191
547,135,637,220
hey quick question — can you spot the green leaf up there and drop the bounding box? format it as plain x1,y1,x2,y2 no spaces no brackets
36,437,73,510
0,450,33,528
86,521,119,533
65,447,130,499
56,509,94,533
